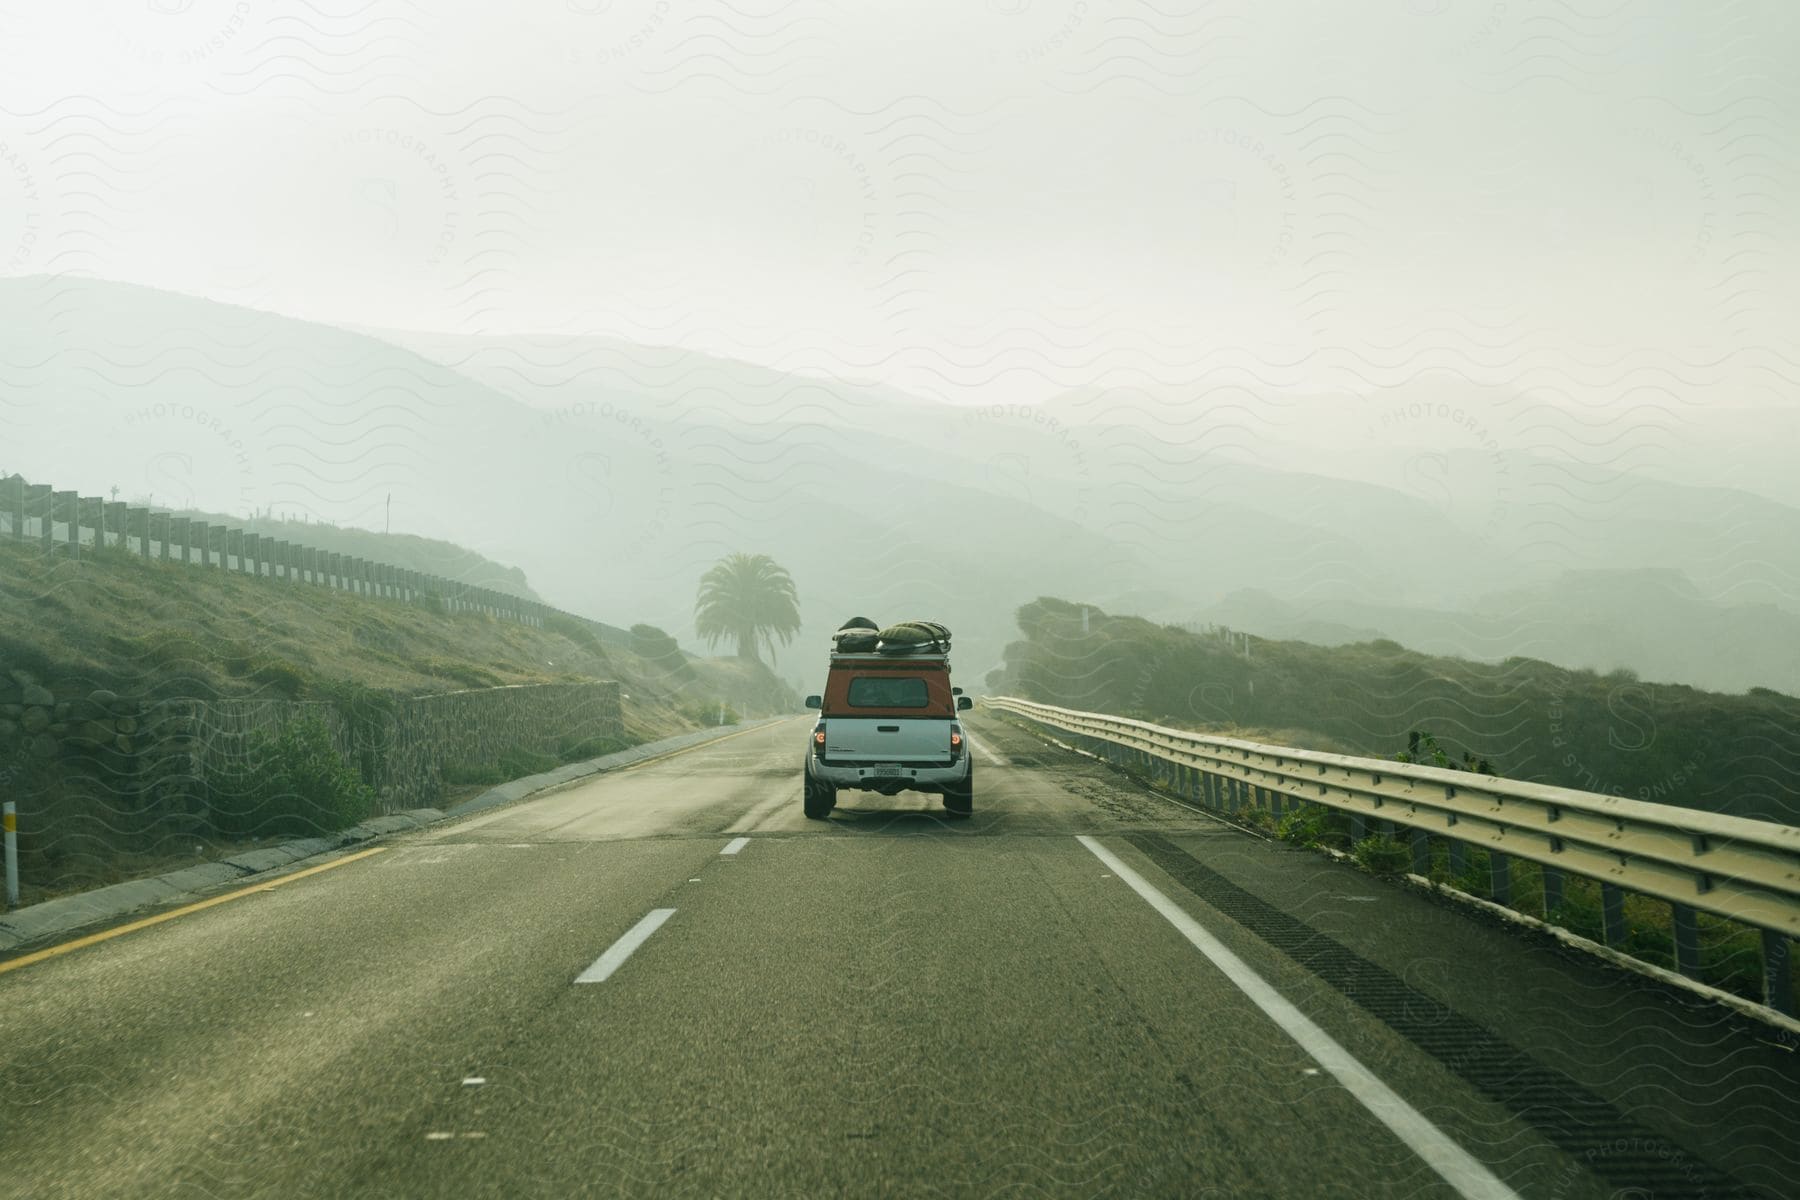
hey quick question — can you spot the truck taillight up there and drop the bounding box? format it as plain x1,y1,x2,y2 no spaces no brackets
813,726,826,754
950,731,962,748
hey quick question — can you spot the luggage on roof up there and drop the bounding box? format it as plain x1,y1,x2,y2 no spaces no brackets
831,627,881,652
875,620,951,654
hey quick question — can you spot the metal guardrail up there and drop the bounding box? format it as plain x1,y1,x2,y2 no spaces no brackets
0,472,608,635
989,696,1800,1017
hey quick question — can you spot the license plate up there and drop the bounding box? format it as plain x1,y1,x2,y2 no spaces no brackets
871,765,903,777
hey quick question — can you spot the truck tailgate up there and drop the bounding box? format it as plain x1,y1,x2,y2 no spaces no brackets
825,718,953,762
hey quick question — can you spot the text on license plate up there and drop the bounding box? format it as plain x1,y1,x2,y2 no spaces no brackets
872,765,904,777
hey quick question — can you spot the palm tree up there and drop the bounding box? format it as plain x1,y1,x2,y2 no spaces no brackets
694,553,801,664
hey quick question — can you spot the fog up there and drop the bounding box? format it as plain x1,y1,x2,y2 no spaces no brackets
2,0,1797,697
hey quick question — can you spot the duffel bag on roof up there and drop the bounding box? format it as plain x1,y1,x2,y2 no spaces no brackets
832,628,881,652
875,620,951,653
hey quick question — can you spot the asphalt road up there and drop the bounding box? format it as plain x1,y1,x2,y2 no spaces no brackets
3,715,1795,1199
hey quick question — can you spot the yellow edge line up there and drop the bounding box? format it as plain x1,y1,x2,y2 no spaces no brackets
0,846,388,976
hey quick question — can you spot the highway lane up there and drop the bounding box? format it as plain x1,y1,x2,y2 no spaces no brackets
1,715,1793,1198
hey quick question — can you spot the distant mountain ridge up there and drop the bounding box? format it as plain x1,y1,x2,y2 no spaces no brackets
7,274,1799,699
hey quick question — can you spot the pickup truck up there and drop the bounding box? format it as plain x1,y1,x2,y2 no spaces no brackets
803,648,974,819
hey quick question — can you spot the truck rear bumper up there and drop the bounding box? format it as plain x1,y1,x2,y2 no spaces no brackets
810,757,970,793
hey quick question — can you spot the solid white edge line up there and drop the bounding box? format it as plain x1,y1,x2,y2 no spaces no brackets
964,733,1009,767
1075,836,1522,1200
721,837,750,855
574,908,677,984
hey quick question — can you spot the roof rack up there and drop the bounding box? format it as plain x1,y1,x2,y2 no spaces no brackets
829,646,950,662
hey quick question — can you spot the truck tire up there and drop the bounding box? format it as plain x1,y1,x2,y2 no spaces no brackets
804,773,837,819
942,765,973,817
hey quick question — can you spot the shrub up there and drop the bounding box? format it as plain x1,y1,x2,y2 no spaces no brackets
216,714,375,837
247,658,308,698
547,613,608,658
558,733,628,761
1277,804,1327,847
412,659,504,690
1352,835,1412,877
442,761,505,786
1236,805,1277,832
679,698,738,727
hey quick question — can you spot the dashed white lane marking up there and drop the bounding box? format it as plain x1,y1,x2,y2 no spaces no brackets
721,837,750,855
1076,836,1521,1200
575,909,677,984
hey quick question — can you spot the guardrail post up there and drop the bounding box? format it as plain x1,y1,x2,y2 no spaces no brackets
1349,813,1366,842
27,484,52,548
1601,884,1627,947
1672,903,1701,978
1489,852,1511,905
130,506,150,557
1410,828,1430,875
1541,866,1565,915
1448,838,1465,876
57,492,82,555
1763,931,1793,1016
172,516,191,563
78,495,101,554
108,500,130,550
3,800,16,908
5,475,21,539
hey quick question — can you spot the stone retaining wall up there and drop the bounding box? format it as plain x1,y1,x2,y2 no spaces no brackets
0,668,622,896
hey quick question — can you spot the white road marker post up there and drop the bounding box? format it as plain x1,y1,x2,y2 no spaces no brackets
4,801,17,908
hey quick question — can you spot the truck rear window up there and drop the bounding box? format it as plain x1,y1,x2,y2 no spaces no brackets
846,676,930,708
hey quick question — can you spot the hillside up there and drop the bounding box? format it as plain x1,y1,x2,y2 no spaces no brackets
0,538,792,740
991,598,1800,826
1193,569,1800,697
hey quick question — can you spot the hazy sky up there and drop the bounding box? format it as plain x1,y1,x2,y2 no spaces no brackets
1,0,1795,410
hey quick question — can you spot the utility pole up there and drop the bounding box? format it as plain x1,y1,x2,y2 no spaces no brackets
385,493,391,534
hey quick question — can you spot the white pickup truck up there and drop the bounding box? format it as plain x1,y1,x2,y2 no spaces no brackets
802,647,974,819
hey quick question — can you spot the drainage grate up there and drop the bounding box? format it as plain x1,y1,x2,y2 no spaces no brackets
1127,832,1762,1200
